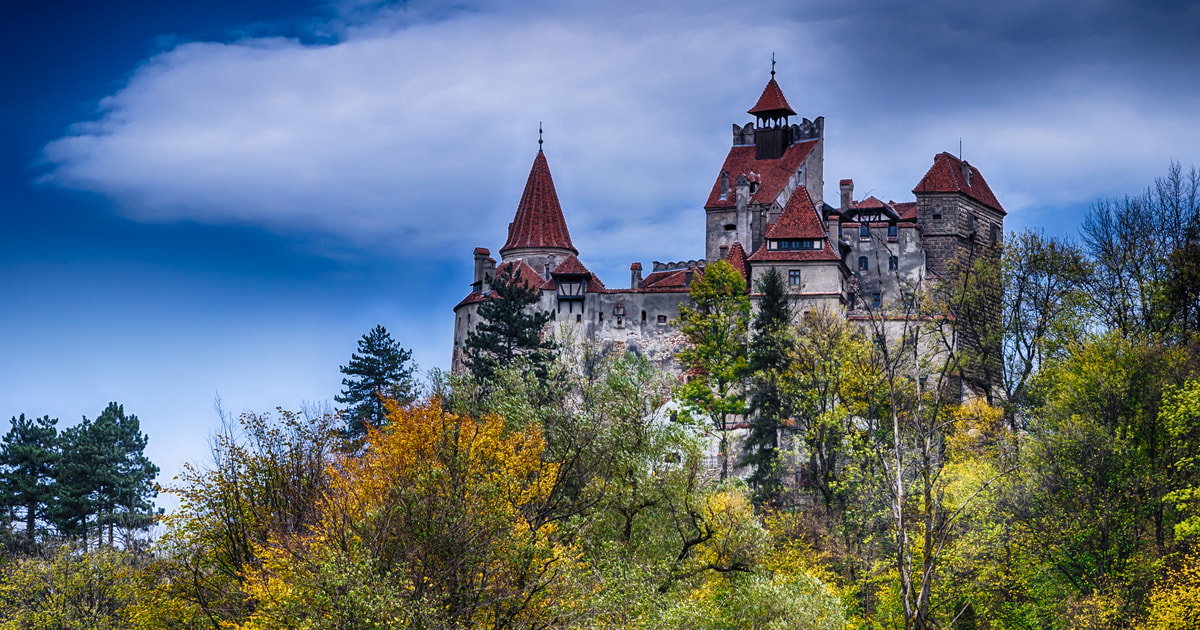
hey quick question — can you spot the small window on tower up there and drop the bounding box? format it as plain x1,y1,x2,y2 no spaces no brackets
889,255,898,271
789,270,802,286
657,315,668,325
642,310,647,324
888,224,898,240
858,256,869,271
860,224,870,241
872,293,882,309
724,224,737,231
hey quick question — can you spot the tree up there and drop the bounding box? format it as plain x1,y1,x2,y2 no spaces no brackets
742,268,793,505
335,324,416,436
464,263,556,384
0,414,59,541
1081,162,1200,341
52,404,159,548
676,260,750,481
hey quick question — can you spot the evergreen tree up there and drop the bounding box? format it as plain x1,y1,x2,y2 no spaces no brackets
336,325,417,436
52,404,158,547
742,267,793,504
464,264,556,383
0,414,59,539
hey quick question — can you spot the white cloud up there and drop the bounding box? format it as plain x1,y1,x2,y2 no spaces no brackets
39,0,1200,276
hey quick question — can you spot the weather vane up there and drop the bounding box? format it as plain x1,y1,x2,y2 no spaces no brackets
539,122,543,151
771,52,776,78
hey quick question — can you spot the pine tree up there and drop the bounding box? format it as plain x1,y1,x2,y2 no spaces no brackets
52,404,158,547
742,267,794,504
336,325,417,436
464,264,556,383
0,414,60,540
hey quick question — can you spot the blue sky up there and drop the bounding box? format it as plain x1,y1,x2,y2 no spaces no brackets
3,0,1199,509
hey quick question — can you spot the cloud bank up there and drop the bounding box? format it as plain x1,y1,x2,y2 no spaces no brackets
40,0,1200,273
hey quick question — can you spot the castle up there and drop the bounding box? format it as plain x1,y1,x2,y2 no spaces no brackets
451,70,1005,374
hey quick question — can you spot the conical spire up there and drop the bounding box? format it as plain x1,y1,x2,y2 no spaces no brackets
748,77,796,117
499,150,578,256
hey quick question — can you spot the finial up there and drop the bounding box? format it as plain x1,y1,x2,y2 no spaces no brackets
771,52,776,78
538,122,544,152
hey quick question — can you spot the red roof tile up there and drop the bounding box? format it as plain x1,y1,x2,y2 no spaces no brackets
725,241,748,281
473,247,491,256
500,151,579,255
640,269,690,290
913,152,1005,215
893,201,918,221
747,78,797,117
764,186,827,240
853,196,889,210
550,255,590,275
705,140,817,209
455,259,555,309
746,248,841,262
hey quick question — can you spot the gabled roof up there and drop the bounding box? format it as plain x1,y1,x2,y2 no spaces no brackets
893,201,918,221
549,255,606,291
764,186,826,240
913,152,1005,215
639,269,692,291
705,140,818,209
454,259,553,309
747,77,796,117
500,151,579,255
725,241,748,281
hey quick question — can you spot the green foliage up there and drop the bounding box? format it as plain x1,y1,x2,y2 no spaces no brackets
743,268,793,504
335,324,416,436
51,403,159,548
0,414,59,540
676,260,750,480
464,263,556,384
0,546,194,630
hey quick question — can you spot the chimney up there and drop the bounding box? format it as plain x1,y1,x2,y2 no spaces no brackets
839,179,854,212
630,262,643,289
473,248,495,294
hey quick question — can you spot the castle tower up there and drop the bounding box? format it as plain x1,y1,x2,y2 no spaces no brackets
705,70,825,262
912,152,1006,277
499,147,579,278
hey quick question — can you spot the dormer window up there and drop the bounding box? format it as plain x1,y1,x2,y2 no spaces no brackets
770,239,821,251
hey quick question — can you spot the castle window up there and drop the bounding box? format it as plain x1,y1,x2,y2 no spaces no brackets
872,293,882,309
614,303,625,316
933,213,942,220
889,255,898,271
576,314,582,323
990,224,1000,245
657,315,668,325
888,224,898,240
789,270,802,286
724,223,736,231
641,310,647,324
860,224,870,241
858,256,869,271
776,239,820,251
599,312,603,323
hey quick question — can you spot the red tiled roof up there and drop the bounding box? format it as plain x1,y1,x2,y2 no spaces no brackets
764,186,827,240
454,259,553,309
747,248,841,262
839,178,853,186
853,196,888,210
473,247,491,256
500,151,579,255
747,77,797,117
639,269,691,290
705,140,817,209
913,152,1005,215
550,255,589,275
725,241,748,281
893,201,918,221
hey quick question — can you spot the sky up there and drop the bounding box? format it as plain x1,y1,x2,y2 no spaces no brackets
3,0,1199,510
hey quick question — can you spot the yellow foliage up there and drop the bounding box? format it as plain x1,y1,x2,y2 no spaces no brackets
1143,553,1200,630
